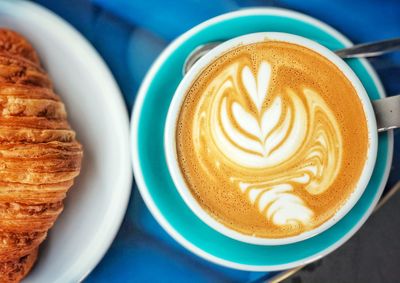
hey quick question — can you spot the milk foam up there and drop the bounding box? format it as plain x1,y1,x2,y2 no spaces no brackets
239,182,313,226
177,41,368,238
211,62,311,168
194,60,342,228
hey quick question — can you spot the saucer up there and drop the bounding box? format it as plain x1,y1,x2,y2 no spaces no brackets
131,8,393,271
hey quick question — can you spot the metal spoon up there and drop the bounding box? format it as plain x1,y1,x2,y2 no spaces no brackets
183,37,400,75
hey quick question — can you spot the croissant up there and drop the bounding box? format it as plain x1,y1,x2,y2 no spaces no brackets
0,29,83,282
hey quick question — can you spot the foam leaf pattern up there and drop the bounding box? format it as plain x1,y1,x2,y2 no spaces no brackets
195,60,343,228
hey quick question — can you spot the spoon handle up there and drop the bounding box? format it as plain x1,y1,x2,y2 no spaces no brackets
334,38,400,58
372,94,400,132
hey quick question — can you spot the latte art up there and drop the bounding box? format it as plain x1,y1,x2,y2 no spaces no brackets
196,59,343,227
177,41,368,238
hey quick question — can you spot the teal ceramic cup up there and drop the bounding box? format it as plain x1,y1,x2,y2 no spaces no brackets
132,8,393,271
164,32,379,246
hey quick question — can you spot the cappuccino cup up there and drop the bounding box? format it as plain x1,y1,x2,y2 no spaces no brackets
165,32,397,245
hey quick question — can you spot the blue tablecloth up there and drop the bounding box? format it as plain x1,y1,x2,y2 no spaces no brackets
32,0,400,282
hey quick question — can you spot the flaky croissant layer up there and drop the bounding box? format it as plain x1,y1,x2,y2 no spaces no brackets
0,29,83,282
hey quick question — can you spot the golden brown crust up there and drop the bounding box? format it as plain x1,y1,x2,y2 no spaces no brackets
0,84,60,101
0,96,67,119
0,53,51,88
0,128,76,143
0,181,72,204
0,232,46,261
0,29,83,281
0,29,40,64
0,248,38,283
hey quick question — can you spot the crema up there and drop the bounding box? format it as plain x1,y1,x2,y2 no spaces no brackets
176,41,368,238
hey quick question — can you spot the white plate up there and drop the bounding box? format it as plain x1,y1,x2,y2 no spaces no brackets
0,1,132,282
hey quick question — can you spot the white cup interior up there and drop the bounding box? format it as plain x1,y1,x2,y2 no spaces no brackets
165,32,378,245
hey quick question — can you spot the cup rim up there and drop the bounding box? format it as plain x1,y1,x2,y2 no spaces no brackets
164,32,378,245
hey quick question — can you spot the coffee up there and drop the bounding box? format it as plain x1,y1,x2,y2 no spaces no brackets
176,41,368,238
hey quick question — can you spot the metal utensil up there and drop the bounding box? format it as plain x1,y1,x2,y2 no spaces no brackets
335,38,400,58
372,95,400,132
183,37,400,74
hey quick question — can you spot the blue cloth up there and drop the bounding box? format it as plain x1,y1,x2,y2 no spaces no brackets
32,0,400,282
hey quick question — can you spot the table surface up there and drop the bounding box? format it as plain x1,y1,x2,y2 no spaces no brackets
31,0,400,282
283,181,400,283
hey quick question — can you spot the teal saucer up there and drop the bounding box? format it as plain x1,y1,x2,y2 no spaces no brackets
131,8,393,271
